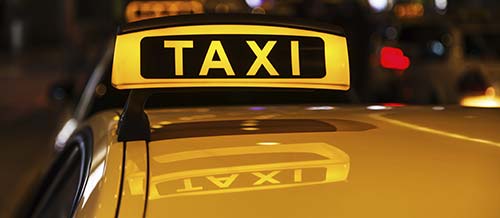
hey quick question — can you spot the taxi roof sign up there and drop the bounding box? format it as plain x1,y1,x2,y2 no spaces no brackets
112,14,350,91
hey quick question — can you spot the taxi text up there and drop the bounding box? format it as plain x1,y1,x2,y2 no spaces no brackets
162,40,301,77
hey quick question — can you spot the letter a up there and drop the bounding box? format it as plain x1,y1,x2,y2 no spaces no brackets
199,40,235,76
206,174,239,188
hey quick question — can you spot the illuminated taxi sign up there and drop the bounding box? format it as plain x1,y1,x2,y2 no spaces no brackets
112,16,350,90
141,36,324,78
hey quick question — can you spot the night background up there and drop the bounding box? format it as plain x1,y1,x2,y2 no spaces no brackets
1,0,500,216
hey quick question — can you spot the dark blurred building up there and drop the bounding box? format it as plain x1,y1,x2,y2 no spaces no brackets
0,0,118,72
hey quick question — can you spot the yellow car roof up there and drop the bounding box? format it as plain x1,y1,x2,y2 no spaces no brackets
138,105,500,218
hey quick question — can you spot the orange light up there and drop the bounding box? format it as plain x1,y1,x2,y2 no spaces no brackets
485,86,496,97
380,46,410,71
395,3,424,18
125,1,204,23
460,87,500,108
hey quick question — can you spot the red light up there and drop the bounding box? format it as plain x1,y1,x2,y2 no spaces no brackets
383,102,406,107
380,46,410,71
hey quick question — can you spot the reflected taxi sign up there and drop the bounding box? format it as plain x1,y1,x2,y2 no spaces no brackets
112,15,350,90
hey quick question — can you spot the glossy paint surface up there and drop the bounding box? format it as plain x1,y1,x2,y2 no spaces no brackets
78,106,500,218
141,105,500,218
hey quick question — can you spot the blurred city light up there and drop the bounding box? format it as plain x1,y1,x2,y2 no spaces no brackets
249,106,266,111
380,46,410,71
382,103,405,107
435,0,448,11
125,1,204,22
306,106,335,111
460,96,500,108
432,106,445,111
430,41,445,56
394,3,424,18
246,0,263,8
460,87,500,108
366,105,391,110
368,0,391,12
486,87,496,97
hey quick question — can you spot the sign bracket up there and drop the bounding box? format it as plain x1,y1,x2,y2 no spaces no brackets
117,89,151,142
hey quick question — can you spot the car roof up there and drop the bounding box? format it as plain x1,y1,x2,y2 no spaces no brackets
136,105,500,217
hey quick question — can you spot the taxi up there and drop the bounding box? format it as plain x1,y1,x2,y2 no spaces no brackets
26,14,500,218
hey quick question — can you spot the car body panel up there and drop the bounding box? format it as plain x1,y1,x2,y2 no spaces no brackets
73,111,124,218
71,105,500,218
117,140,149,218
118,105,500,218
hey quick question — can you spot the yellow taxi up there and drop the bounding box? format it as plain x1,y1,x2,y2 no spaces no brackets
28,14,500,218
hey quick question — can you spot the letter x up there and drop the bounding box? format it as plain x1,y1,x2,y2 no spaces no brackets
252,171,280,185
246,41,279,76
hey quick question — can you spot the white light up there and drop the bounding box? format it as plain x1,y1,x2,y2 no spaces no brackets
81,162,105,207
55,119,77,150
306,106,336,111
366,105,390,110
368,0,389,12
432,106,445,111
245,0,263,8
435,0,447,10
